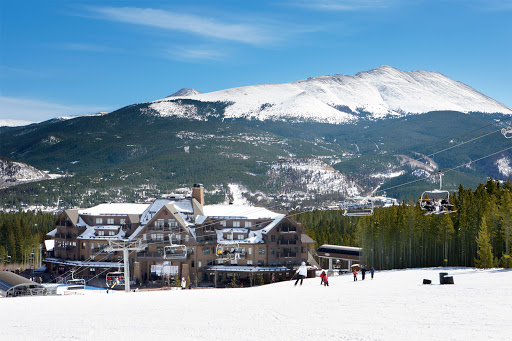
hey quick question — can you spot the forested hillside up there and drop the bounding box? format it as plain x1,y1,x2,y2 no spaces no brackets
295,179,512,269
0,212,56,267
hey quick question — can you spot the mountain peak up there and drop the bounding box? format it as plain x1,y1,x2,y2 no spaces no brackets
167,88,202,98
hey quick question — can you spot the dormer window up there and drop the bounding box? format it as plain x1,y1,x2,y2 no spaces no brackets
98,231,104,236
107,218,114,225
233,221,240,228
96,218,103,224
245,221,252,228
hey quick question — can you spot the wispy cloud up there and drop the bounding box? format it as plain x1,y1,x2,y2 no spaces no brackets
165,46,226,62
0,96,111,122
292,0,397,11
86,7,277,46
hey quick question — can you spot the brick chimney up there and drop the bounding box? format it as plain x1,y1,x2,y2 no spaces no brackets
192,184,204,205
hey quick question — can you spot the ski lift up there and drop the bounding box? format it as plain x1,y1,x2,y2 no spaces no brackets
106,271,125,288
418,172,456,215
67,270,85,289
216,242,241,262
343,197,374,216
502,126,512,139
163,244,187,260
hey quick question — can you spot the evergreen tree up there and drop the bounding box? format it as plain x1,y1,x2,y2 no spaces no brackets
474,218,494,269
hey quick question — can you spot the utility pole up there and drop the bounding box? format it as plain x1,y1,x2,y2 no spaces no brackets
105,239,147,293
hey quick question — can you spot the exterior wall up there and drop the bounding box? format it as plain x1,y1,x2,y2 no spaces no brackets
46,202,315,287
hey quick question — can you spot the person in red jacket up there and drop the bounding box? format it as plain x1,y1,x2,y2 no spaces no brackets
322,272,329,286
319,271,326,285
353,269,358,281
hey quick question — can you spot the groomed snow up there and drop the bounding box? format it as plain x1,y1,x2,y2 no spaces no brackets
1,268,511,340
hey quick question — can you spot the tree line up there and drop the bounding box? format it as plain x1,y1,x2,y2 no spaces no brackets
0,211,56,267
295,179,512,269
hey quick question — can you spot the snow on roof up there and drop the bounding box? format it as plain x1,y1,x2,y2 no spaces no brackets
80,203,150,216
203,204,283,219
44,239,55,251
77,225,125,240
46,228,57,237
261,214,286,234
44,258,124,268
195,215,207,225
216,228,263,244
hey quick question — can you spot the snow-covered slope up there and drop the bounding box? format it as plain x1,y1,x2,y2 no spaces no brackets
0,158,61,188
1,268,511,340
150,66,512,123
0,119,35,127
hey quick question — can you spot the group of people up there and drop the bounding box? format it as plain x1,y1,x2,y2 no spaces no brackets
424,198,453,213
353,267,375,281
293,262,376,286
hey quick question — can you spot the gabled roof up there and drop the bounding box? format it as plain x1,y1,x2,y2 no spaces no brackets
79,203,150,216
64,209,79,228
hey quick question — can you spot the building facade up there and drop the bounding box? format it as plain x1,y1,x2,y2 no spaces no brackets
45,185,316,287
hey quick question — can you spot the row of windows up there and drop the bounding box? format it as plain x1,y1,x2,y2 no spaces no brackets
219,221,253,228
94,218,127,225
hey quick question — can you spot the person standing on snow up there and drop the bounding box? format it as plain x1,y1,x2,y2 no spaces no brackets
294,262,308,286
361,267,367,280
181,277,186,290
322,272,329,287
320,271,326,285
353,269,358,281
370,267,375,279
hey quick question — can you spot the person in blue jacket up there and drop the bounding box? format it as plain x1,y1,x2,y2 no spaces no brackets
370,267,375,279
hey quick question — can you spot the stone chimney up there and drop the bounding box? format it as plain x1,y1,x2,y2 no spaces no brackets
192,184,204,205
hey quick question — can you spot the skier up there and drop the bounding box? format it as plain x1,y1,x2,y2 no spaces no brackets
320,271,326,285
353,269,358,281
361,267,366,280
370,267,375,279
294,262,308,286
181,277,186,290
322,272,329,287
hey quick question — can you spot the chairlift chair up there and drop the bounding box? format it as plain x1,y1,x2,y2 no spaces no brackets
163,244,187,260
106,271,125,288
418,172,456,215
216,242,241,262
343,197,374,217
502,126,512,139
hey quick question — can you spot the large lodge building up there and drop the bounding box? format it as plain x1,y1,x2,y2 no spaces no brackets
45,185,316,287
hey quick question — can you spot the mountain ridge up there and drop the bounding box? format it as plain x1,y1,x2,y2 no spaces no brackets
149,65,511,124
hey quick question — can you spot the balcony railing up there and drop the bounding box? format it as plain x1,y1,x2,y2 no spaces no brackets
277,239,297,245
277,252,297,258
136,252,164,259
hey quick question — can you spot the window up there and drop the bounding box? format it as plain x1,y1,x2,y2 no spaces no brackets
156,234,164,241
271,247,275,255
237,234,244,240
169,220,177,227
198,261,202,268
258,260,264,266
191,260,195,268
90,268,96,275
301,247,306,253
259,247,265,255
204,247,210,255
107,218,114,225
247,260,253,265
207,259,214,265
245,221,252,228
143,234,147,240
98,231,104,236
81,242,86,250
185,235,189,242
120,219,126,225
271,260,277,266
91,243,94,249
220,220,226,227
109,231,115,236
95,218,103,224
226,233,233,240
156,219,164,228
271,235,276,242
232,221,240,227
248,247,252,255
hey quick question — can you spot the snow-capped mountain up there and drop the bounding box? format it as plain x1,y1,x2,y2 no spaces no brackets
149,66,512,123
0,119,35,127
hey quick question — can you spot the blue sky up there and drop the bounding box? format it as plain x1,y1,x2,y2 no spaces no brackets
1,0,511,122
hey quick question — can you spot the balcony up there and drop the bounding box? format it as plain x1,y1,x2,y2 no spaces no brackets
136,251,164,259
277,252,297,258
278,228,297,234
277,239,297,245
